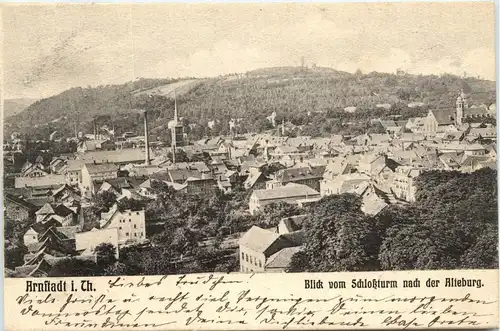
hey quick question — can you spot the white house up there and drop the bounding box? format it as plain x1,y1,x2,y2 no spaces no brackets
239,225,304,273
391,166,424,202
99,205,146,245
75,228,119,258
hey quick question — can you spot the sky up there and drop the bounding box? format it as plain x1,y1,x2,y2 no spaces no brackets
1,2,496,99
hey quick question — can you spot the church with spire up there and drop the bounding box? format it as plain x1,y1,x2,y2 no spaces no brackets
423,90,493,134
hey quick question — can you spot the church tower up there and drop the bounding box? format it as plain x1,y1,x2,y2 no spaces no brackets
168,90,185,163
455,89,467,126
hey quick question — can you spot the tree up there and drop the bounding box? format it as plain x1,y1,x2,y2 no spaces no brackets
286,250,310,272
119,245,177,275
95,243,117,268
367,121,387,134
6,72,495,142
170,227,199,256
49,258,102,277
379,221,460,270
379,168,498,271
150,180,177,201
81,206,101,231
166,149,189,163
263,202,301,227
117,198,145,212
213,254,239,273
4,243,26,270
93,191,117,212
296,194,378,272
253,118,273,132
460,224,498,269
102,261,143,276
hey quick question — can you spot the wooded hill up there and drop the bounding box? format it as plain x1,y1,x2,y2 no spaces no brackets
3,98,38,119
5,67,496,141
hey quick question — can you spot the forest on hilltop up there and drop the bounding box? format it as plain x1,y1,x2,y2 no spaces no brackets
5,67,496,141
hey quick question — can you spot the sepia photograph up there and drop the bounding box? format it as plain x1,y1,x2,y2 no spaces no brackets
2,2,497,279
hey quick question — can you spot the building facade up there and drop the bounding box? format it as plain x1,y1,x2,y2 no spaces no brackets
80,163,119,197
249,183,320,215
100,206,146,245
391,166,423,202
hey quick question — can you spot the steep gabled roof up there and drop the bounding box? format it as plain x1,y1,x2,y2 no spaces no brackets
275,166,325,182
53,226,79,240
53,204,75,217
5,194,37,211
26,239,48,254
430,109,455,125
244,170,266,189
265,246,301,269
36,203,55,215
281,230,305,246
239,226,282,255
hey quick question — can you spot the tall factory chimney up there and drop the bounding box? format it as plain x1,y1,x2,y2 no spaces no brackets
172,90,178,164
93,119,97,139
168,89,184,164
143,110,150,165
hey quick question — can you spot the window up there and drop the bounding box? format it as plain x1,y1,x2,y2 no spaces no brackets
245,254,249,262
241,252,244,260
129,219,131,222
259,260,262,267
134,224,137,229
119,227,122,230
134,233,137,237
126,232,129,236
136,212,140,215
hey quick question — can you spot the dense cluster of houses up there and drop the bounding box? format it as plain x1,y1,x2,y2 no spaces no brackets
237,92,496,272
3,92,497,276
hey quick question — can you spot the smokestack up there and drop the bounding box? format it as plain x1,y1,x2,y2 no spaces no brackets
144,110,150,166
171,89,178,164
93,119,97,139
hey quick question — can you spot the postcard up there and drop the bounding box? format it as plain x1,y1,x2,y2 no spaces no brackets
1,2,498,330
